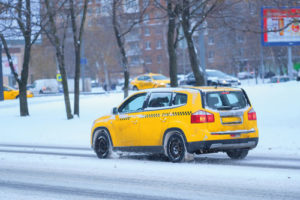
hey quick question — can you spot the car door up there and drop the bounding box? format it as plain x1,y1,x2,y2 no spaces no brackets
143,76,154,89
113,92,147,147
139,92,172,146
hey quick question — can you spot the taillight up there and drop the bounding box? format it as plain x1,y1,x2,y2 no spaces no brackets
191,110,214,123
248,108,257,120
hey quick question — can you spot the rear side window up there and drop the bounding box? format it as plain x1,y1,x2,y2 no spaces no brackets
206,91,247,110
137,76,145,80
173,93,187,106
148,93,172,108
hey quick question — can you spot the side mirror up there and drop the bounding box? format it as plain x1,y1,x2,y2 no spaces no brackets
112,107,118,115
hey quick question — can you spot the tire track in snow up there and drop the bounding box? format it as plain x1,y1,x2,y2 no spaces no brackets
0,180,185,200
0,143,300,170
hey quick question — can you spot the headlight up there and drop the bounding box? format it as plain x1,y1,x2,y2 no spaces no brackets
220,80,227,84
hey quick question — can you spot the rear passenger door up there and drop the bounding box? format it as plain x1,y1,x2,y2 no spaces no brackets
139,92,172,146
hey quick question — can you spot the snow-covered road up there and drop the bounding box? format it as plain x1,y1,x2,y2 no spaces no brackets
0,146,299,200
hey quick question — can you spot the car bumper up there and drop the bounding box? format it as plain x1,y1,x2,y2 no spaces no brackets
186,137,258,154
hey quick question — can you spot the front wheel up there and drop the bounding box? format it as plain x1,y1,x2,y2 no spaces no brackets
226,149,248,159
93,129,112,159
133,86,138,91
166,133,186,162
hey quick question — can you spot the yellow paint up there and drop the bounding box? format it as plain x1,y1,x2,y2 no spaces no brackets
130,73,170,90
3,85,33,100
91,87,258,148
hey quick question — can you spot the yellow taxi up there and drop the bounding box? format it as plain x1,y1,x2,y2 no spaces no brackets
3,85,34,100
91,87,258,162
130,73,170,90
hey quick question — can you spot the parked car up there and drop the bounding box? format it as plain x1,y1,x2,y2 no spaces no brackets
130,73,170,90
28,79,59,94
237,71,254,79
182,69,241,86
264,71,275,79
297,71,300,81
91,87,259,162
3,85,33,100
270,76,290,83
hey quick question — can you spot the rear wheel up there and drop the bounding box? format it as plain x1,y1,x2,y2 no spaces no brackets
165,132,186,162
226,149,248,159
93,129,112,159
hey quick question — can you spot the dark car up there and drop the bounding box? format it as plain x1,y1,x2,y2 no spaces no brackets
270,76,290,83
182,69,241,87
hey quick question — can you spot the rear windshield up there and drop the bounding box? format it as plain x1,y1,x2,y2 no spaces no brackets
205,91,248,110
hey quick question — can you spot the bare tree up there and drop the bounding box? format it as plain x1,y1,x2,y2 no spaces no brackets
0,0,45,116
112,0,149,98
43,0,73,119
69,0,89,117
154,0,181,87
179,0,224,86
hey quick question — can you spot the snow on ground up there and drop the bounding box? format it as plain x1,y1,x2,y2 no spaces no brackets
0,81,300,157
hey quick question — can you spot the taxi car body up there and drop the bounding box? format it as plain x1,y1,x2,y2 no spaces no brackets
3,85,33,100
91,87,258,162
130,73,170,90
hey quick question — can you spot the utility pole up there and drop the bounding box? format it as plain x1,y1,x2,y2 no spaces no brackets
81,38,85,92
0,43,4,101
287,46,293,79
199,25,207,85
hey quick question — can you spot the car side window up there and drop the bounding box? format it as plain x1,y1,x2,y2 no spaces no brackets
137,76,145,81
173,93,187,106
144,76,151,81
147,93,172,108
118,93,147,113
3,87,9,91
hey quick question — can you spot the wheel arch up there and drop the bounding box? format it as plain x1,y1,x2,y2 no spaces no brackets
91,126,114,149
162,127,188,148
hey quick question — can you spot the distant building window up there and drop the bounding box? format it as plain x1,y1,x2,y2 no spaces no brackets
237,35,244,43
95,7,101,15
124,0,139,13
239,48,244,56
130,56,140,65
208,37,214,45
156,40,162,49
157,55,162,64
145,56,152,64
144,27,150,36
145,41,151,50
87,7,93,16
101,0,111,16
208,51,214,63
143,13,150,23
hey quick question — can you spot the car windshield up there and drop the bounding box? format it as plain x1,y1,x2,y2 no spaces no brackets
206,91,248,110
152,75,168,80
206,70,229,78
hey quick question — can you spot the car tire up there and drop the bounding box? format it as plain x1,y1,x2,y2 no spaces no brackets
133,86,138,91
226,149,248,159
16,95,19,99
93,129,112,159
165,132,186,163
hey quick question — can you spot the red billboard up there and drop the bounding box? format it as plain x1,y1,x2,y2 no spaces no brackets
262,8,300,46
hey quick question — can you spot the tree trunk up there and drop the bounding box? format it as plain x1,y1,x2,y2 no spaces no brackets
181,0,205,86
74,48,81,116
19,40,31,116
112,0,129,98
167,1,178,87
59,55,73,119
